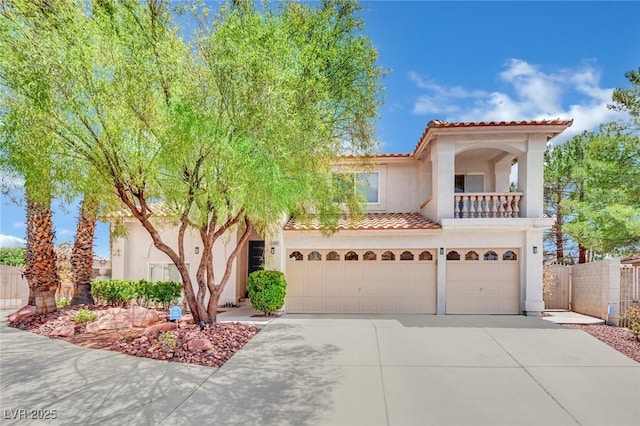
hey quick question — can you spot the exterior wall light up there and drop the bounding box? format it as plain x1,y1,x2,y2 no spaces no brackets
271,247,275,255
533,246,538,254
195,247,199,255
440,248,444,255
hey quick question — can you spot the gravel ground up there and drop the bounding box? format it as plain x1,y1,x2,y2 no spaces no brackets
563,324,640,363
8,306,261,368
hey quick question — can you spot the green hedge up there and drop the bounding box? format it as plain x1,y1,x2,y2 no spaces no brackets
247,270,287,315
91,279,182,308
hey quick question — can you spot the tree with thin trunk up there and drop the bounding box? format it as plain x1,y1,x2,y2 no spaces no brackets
1,0,384,322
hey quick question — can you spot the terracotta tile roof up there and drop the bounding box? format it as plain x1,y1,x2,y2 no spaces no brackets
414,118,574,155
341,153,412,159
283,213,440,231
103,201,175,219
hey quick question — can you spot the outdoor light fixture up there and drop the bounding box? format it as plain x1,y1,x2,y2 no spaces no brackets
195,247,199,255
271,247,275,255
533,246,538,254
440,248,444,255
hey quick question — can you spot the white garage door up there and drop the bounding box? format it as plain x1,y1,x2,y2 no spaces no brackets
286,249,437,314
446,249,520,314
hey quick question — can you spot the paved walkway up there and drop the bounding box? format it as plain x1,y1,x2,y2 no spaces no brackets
1,311,638,425
542,310,606,325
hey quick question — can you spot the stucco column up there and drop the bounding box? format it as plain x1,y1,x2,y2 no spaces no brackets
517,134,546,218
429,139,456,223
494,157,513,193
437,247,446,315
524,229,545,315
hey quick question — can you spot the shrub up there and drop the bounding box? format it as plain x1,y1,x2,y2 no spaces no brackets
91,279,182,308
247,270,287,315
160,332,177,352
620,306,640,341
74,308,98,323
91,279,131,306
56,298,71,308
148,281,182,308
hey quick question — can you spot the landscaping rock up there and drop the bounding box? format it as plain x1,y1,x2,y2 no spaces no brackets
85,306,162,333
8,305,36,323
187,338,214,352
143,322,180,336
50,324,75,337
129,306,162,327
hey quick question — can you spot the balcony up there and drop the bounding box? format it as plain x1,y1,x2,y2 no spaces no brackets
454,192,523,218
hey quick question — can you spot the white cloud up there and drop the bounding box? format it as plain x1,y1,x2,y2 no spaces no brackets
0,234,26,248
408,71,487,115
12,221,26,229
409,59,627,143
0,170,24,191
57,229,74,236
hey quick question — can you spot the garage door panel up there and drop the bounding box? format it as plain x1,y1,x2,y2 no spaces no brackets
342,280,361,296
415,298,435,314
324,280,342,297
360,281,379,296
343,298,359,312
343,264,361,280
304,280,324,297
359,297,378,313
286,248,436,314
287,297,304,313
379,298,397,313
323,297,343,313
361,264,379,281
325,264,342,281
304,298,323,313
446,248,519,315
418,281,437,297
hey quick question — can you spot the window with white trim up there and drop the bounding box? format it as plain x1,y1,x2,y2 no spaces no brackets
455,174,484,193
333,172,380,203
149,263,186,282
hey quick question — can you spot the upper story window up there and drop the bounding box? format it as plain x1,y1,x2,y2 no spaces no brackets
455,174,484,193
333,172,379,203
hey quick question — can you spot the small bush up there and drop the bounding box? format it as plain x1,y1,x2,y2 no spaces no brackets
247,270,287,315
621,306,640,341
91,279,182,308
74,308,98,324
56,298,71,308
160,332,177,352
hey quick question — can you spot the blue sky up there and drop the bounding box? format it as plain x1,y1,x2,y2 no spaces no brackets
1,0,638,258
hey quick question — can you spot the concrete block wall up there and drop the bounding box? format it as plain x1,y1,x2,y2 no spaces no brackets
571,259,621,325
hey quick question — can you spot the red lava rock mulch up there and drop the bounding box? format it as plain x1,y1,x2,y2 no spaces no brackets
7,306,261,368
563,324,640,363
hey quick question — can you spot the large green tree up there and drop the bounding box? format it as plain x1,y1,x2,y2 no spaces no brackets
562,126,640,257
1,0,384,322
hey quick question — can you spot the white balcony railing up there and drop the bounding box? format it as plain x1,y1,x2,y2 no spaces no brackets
454,192,523,218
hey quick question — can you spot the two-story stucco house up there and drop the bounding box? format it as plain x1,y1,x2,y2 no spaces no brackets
110,119,572,316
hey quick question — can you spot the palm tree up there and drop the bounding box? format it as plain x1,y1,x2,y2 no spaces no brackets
71,197,98,305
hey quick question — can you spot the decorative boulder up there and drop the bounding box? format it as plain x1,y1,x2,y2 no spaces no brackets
187,338,213,352
142,322,180,336
51,325,75,337
8,305,36,323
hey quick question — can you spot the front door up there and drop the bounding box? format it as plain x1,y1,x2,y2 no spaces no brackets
248,241,265,278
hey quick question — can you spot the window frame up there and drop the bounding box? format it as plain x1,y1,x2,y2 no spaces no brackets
149,262,188,282
334,171,380,204
454,173,485,193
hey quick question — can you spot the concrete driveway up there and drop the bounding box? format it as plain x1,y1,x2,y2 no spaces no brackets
1,313,639,426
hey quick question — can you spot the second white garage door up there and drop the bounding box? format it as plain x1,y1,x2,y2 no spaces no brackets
446,249,520,314
286,249,437,314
